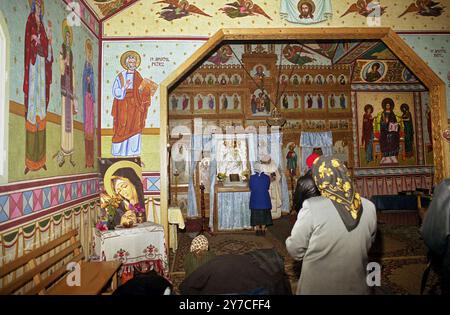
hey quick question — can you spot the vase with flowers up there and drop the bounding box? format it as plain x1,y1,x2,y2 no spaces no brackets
217,172,227,183
99,193,122,230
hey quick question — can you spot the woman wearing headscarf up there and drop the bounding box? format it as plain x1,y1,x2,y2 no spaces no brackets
183,235,216,277
421,179,450,295
286,156,377,294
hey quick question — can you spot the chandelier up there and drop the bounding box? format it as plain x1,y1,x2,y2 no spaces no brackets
266,106,286,128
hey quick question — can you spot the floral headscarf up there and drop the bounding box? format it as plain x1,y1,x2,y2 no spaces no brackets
190,235,209,253
312,156,363,231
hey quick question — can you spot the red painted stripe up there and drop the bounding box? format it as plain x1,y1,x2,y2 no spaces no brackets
396,31,450,35
98,22,103,159
0,194,99,232
142,172,161,176
144,192,160,196
0,174,98,194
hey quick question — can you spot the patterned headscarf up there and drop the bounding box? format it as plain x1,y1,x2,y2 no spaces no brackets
312,156,363,231
190,235,209,253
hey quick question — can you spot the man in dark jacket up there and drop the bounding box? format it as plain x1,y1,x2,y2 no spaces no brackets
293,152,321,213
180,248,292,295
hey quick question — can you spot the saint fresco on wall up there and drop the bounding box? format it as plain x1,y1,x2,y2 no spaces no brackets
194,94,216,113
220,93,241,113
304,93,325,110
170,93,191,114
280,93,301,111
250,89,271,116
284,142,298,176
55,19,77,168
83,39,96,168
111,50,158,157
23,0,54,174
353,60,410,83
362,61,386,83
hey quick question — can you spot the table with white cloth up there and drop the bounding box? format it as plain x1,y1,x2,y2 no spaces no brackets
168,206,185,252
213,184,251,231
93,222,169,281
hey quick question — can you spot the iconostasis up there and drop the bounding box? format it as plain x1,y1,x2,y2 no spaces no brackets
168,39,431,216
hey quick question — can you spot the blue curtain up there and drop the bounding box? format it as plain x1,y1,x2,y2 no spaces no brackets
208,135,217,230
300,131,333,174
247,132,258,173
187,135,202,217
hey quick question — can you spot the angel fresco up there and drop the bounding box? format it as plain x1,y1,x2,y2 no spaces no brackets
220,0,273,20
154,0,211,21
95,0,135,17
282,44,316,66
341,0,387,18
208,45,233,65
398,0,444,17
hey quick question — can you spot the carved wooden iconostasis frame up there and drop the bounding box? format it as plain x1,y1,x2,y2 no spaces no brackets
158,28,450,241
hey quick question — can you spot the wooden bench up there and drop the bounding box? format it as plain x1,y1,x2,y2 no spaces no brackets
0,229,121,295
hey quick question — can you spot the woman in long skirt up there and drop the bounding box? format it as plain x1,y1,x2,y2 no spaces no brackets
249,165,273,236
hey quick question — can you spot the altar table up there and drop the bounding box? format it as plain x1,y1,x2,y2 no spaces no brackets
93,222,169,281
213,184,251,231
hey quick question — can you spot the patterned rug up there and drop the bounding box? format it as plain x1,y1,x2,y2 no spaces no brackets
168,215,441,295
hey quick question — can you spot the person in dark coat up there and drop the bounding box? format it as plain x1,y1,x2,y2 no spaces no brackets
421,178,450,295
249,165,273,236
112,270,172,295
293,152,321,213
179,248,292,295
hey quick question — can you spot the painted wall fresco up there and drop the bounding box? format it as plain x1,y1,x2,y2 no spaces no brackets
0,175,99,224
100,39,205,169
0,0,99,182
103,0,450,37
401,34,450,116
64,0,100,37
356,92,417,167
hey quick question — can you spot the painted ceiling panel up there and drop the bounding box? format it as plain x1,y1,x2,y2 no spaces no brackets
203,43,332,67
82,0,139,20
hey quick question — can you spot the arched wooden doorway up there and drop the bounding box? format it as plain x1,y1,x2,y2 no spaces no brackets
158,28,450,245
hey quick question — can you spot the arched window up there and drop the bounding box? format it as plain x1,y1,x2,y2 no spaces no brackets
0,12,9,183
